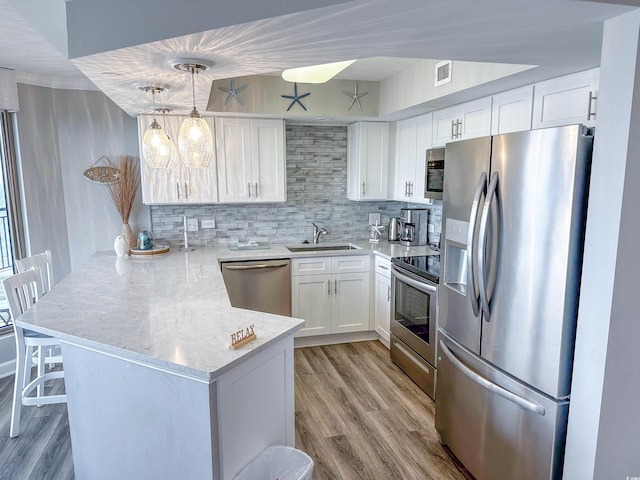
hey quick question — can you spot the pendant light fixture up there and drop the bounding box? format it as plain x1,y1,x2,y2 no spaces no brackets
139,86,172,168
169,58,214,168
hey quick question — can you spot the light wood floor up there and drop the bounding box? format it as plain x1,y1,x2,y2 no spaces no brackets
295,341,472,480
0,340,471,479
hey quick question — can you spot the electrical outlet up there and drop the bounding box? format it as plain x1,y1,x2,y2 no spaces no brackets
368,213,381,225
201,219,216,229
187,218,199,232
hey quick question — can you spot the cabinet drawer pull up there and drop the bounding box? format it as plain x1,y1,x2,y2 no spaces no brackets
378,264,389,270
587,91,597,120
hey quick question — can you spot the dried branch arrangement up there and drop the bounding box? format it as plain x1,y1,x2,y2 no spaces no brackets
104,155,141,224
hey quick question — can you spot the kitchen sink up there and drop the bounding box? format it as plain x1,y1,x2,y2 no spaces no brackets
286,244,361,253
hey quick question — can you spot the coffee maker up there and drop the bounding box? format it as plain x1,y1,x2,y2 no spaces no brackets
399,208,429,246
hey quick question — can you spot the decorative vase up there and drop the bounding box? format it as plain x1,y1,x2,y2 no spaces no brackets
113,235,129,257
122,223,136,248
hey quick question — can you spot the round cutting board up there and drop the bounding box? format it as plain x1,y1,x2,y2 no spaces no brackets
129,246,170,256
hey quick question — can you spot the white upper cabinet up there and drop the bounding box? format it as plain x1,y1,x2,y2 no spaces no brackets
138,114,218,205
216,117,286,203
532,68,599,129
491,85,534,135
393,113,432,204
347,122,389,201
432,97,492,147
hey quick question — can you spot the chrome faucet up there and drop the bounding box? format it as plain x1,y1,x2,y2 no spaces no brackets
312,222,328,244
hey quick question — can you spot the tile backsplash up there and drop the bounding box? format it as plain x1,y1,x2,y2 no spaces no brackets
150,124,442,247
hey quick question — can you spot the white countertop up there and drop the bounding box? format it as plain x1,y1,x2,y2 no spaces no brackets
15,241,436,382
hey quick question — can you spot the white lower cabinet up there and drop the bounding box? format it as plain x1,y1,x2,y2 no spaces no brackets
373,256,391,346
292,255,370,338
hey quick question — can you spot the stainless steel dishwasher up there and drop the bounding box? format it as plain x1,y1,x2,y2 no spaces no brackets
220,259,291,316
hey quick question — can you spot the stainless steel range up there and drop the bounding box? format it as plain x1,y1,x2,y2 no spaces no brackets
390,255,440,399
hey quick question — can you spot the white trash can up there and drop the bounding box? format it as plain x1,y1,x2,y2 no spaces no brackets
235,445,314,480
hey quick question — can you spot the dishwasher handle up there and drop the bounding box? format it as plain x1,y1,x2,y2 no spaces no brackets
223,263,289,271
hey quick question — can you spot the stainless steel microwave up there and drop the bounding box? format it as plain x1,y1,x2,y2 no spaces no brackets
424,147,445,200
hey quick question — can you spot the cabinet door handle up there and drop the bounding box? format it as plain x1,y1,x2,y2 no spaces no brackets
334,279,338,295
409,182,413,196
176,183,180,199
587,91,597,120
248,182,251,198
388,285,391,302
361,181,366,196
456,119,463,138
404,181,408,196
255,182,258,198
184,182,188,199
451,120,455,139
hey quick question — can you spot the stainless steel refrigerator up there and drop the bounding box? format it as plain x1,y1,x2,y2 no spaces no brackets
436,125,593,480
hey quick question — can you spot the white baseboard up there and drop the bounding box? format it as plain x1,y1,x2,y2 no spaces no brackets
0,332,16,378
294,330,380,348
0,359,15,379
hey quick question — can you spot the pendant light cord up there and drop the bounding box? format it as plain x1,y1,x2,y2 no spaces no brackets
151,88,158,121
190,66,197,111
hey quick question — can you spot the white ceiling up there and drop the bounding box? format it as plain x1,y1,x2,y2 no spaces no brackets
0,0,636,117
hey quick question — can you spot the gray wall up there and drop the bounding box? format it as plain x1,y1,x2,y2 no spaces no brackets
151,124,442,246
16,84,147,277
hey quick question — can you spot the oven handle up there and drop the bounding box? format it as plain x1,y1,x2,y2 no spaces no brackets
392,267,437,294
439,340,545,416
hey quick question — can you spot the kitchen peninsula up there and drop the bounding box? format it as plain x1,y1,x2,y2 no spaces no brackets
15,249,305,480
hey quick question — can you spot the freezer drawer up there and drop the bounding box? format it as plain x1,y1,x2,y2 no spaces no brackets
435,333,568,480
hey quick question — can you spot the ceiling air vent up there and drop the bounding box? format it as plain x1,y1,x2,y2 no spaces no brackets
435,60,452,87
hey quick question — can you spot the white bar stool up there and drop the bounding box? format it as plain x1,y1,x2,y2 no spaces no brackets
3,269,66,438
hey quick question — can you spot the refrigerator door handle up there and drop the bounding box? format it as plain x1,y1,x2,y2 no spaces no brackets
466,172,487,317
439,340,546,416
478,171,499,322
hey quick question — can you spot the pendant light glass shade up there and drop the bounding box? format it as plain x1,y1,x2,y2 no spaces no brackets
173,60,214,168
142,120,173,168
178,110,213,168
140,86,173,168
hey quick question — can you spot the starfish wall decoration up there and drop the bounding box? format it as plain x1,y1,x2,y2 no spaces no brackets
342,81,369,111
218,79,247,105
281,83,311,111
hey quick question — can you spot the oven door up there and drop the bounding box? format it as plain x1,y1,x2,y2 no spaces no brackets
391,265,438,366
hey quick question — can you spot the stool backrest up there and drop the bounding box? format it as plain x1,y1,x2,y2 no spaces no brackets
15,250,53,297
2,269,40,319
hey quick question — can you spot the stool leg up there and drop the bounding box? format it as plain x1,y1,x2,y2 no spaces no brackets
10,343,26,437
37,346,45,400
